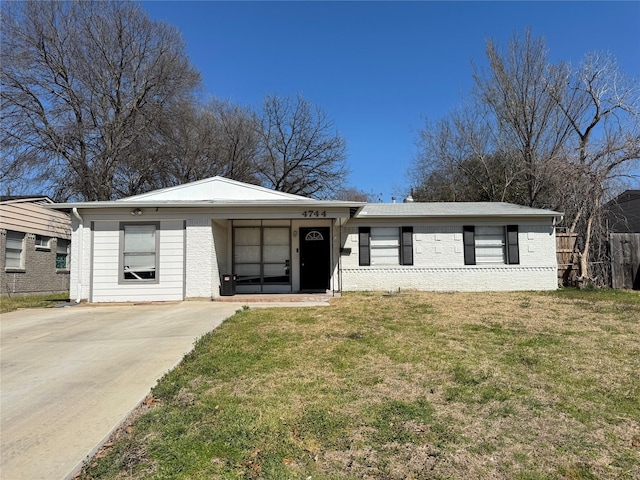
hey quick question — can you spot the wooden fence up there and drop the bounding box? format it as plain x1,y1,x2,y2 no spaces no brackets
610,233,640,290
556,230,578,286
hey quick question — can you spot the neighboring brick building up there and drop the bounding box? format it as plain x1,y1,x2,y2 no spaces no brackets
1,197,72,296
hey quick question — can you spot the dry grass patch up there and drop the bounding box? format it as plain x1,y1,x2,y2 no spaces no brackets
0,292,69,312
79,290,639,480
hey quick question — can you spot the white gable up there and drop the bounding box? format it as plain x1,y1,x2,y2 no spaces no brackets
118,177,309,202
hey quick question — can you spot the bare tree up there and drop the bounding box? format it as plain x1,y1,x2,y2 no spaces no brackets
206,99,261,184
412,106,527,202
1,1,200,200
333,187,374,202
128,99,261,195
256,94,349,198
547,53,640,281
471,29,573,207
410,30,640,285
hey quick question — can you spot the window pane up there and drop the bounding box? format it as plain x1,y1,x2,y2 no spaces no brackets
57,239,70,254
475,226,506,263
371,247,399,265
370,227,399,265
5,249,22,268
56,240,69,269
233,226,290,286
122,225,156,280
235,228,260,245
56,254,68,269
6,232,24,250
263,228,289,245
370,227,400,246
263,245,289,263
234,246,261,263
123,253,156,279
5,232,23,268
264,263,289,283
236,264,261,284
35,235,50,248
476,246,505,263
124,225,155,253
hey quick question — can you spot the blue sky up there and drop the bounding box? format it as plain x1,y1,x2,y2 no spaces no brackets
143,1,640,201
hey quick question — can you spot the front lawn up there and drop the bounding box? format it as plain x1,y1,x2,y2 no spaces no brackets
79,290,639,479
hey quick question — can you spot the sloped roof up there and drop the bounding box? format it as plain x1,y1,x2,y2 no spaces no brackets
49,177,365,213
605,189,640,233
357,202,562,218
118,176,309,202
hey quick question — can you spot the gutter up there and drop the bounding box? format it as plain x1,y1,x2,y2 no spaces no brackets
71,208,84,303
553,214,565,226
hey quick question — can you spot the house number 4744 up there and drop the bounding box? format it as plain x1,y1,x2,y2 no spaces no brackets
302,210,327,218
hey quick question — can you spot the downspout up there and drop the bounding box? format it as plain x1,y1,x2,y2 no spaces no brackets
338,220,342,296
72,208,84,303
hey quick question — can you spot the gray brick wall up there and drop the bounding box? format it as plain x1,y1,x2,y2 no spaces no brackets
1,229,70,296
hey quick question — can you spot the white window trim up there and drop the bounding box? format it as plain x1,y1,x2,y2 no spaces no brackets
35,235,51,251
5,231,25,270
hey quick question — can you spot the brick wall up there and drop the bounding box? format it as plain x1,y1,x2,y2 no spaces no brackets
1,229,70,296
185,219,213,299
340,222,558,292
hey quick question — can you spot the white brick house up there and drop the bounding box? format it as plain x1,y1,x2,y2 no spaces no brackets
50,177,562,303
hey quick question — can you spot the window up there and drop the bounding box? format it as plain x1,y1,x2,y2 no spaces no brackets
233,226,290,286
463,225,519,265
359,227,413,266
120,223,158,282
5,231,25,269
35,235,51,250
305,230,324,241
56,239,70,270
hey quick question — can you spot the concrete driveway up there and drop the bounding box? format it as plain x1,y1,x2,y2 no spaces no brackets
1,302,243,480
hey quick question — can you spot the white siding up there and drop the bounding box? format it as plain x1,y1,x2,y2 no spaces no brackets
91,220,184,302
341,220,558,292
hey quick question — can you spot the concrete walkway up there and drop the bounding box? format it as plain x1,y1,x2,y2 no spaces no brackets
0,300,327,480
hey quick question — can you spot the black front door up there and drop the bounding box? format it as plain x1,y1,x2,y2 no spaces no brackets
300,227,330,291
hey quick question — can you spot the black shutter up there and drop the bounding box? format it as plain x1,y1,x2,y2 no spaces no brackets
358,227,370,266
463,226,476,265
400,227,413,265
506,225,519,265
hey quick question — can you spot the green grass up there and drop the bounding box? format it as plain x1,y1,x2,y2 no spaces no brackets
79,290,640,480
0,292,70,313
546,287,640,304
